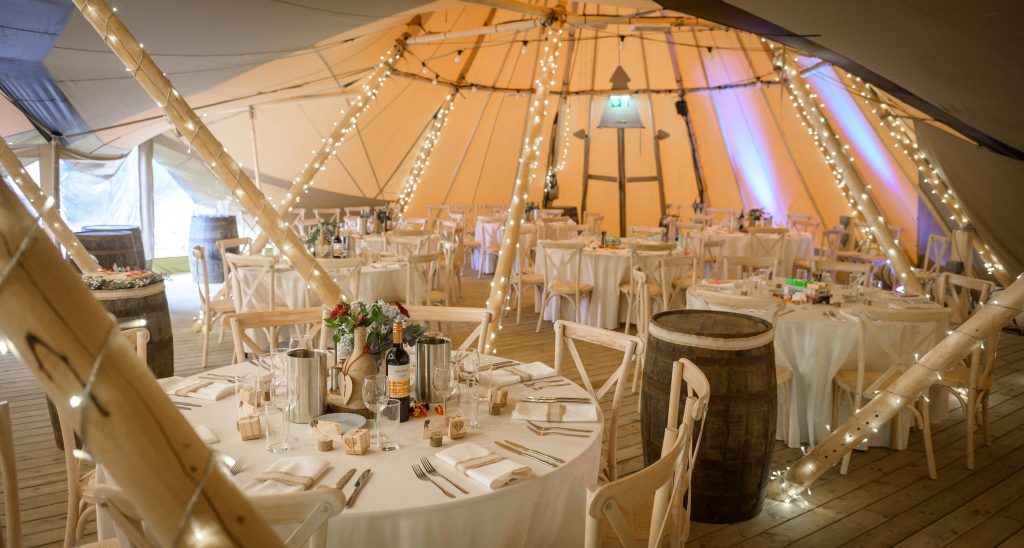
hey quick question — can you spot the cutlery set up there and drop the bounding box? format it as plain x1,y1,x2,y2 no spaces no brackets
494,440,563,467
525,420,591,438
412,457,467,498
335,468,372,508
522,378,569,390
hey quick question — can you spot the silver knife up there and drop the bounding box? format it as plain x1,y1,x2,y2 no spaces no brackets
495,441,557,467
344,469,372,508
523,397,592,403
505,440,566,464
335,468,357,490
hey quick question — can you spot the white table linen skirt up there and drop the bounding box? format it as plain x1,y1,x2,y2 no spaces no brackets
689,231,813,277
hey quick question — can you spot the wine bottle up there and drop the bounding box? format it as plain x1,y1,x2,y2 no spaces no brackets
332,227,344,258
386,321,411,422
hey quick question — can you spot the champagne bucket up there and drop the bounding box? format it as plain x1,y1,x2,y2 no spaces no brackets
342,234,358,257
286,349,327,424
415,332,450,405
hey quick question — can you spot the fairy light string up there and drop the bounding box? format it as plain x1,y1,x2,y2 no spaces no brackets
397,90,458,215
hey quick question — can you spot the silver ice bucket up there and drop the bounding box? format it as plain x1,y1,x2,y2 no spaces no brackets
415,332,450,405
286,349,327,424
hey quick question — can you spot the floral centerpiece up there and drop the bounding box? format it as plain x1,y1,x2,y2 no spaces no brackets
306,220,338,249
83,266,165,291
324,300,425,356
747,208,765,223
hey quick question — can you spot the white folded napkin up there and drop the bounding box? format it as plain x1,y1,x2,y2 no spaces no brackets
193,424,219,445
436,442,532,490
158,377,234,401
512,402,599,423
243,456,329,495
489,362,556,387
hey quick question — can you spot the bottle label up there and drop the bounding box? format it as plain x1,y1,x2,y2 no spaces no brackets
388,363,410,397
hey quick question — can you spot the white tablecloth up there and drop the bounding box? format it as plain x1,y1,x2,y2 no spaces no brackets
686,285,947,449
120,358,602,547
688,230,813,277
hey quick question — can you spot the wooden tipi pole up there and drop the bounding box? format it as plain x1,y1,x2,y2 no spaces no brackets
73,0,339,305
775,274,1024,496
251,17,425,254
781,52,926,295
0,180,281,546
483,14,566,353
0,139,100,273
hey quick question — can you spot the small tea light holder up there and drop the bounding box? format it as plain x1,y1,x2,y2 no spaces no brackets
317,438,334,452
449,415,467,439
343,428,369,455
238,415,263,441
430,433,443,447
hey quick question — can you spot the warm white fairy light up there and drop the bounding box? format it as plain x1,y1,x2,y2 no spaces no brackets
843,75,1007,278
396,90,458,215
550,101,572,175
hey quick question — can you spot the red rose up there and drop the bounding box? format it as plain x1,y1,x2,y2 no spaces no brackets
328,304,343,319
356,315,368,324
339,304,349,316
395,301,409,317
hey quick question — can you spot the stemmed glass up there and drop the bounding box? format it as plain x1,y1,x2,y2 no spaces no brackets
361,374,389,449
289,335,311,350
459,349,481,428
431,358,459,417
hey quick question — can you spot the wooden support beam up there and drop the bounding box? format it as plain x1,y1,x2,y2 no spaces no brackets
483,18,566,353
0,178,280,546
777,273,1024,495
73,0,339,306
783,53,926,295
616,127,627,236
138,139,155,263
0,138,100,273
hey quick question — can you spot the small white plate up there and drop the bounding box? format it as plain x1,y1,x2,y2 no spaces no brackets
316,412,367,431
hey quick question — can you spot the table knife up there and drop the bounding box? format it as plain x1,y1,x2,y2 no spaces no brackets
494,441,557,467
335,468,357,490
504,440,566,464
345,469,372,508
522,396,592,403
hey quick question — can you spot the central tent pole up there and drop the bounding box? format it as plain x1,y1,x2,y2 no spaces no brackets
73,0,340,305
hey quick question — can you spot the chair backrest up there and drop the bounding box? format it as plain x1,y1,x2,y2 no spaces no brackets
721,255,778,280
398,218,430,231
437,220,461,243
660,255,698,308
313,208,341,223
790,220,820,240
405,252,440,306
224,252,279,313
477,218,504,250
344,206,371,217
921,234,949,275
934,272,995,324
787,213,812,228
584,211,604,233
700,238,726,277
513,231,535,275
387,232,432,256
690,287,785,324
675,222,702,256
223,308,325,363
819,229,844,260
553,320,643,482
538,240,586,296
627,244,674,290
0,401,20,548
851,306,951,400
216,237,252,290
813,259,873,286
402,304,492,354
631,268,653,346
192,244,214,314
92,485,152,547
747,227,788,257
318,257,363,302
120,327,151,363
629,226,667,241
585,359,710,548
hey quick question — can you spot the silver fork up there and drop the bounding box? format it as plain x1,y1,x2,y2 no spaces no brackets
526,420,593,434
412,464,454,498
527,382,570,391
229,456,246,475
420,457,468,494
527,423,589,438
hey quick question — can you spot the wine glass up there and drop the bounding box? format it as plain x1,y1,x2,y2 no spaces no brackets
289,335,311,350
361,374,389,449
431,359,459,416
459,349,481,428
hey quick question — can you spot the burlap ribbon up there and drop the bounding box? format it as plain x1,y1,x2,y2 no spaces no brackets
253,471,316,489
546,403,566,422
453,452,505,474
174,380,212,397
505,367,532,382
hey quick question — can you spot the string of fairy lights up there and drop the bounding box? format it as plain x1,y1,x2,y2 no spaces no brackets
397,90,458,215
842,75,1007,277
485,21,565,354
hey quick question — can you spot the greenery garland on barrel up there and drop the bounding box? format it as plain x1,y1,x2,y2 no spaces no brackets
83,266,166,290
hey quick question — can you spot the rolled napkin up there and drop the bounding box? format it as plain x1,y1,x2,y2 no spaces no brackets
488,362,556,387
243,456,329,495
193,424,219,445
158,376,234,401
512,402,599,423
436,442,532,490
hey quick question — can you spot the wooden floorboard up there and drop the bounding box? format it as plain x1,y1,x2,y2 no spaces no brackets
1,270,1024,546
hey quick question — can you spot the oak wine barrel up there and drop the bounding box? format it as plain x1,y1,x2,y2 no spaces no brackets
49,282,174,448
189,215,238,283
641,309,776,523
75,227,146,270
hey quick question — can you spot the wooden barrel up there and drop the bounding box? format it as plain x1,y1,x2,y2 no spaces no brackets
642,309,776,523
48,282,174,448
76,228,146,270
189,215,238,284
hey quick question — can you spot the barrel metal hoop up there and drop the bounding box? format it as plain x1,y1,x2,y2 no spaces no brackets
648,322,774,351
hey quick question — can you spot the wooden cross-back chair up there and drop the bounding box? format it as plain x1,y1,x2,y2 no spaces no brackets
405,252,441,306
629,226,667,241
747,227,788,258
934,272,994,325
553,320,643,483
833,306,952,479
721,255,778,280
224,252,282,314
585,359,710,548
426,204,450,225
0,401,21,548
812,259,873,286
787,213,812,229
439,239,465,302
699,238,726,278
223,308,326,364
660,255,698,309
403,305,492,354
621,243,674,337
629,268,653,393
318,257,363,302
92,484,345,548
509,231,544,324
937,327,1000,470
192,245,235,367
216,236,252,278
536,241,593,332
398,217,430,231
674,222,702,257
475,218,503,278
313,208,341,223
790,219,820,240
917,234,949,277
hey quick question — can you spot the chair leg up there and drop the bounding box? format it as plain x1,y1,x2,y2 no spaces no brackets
201,317,210,368
514,285,523,325
982,391,992,446
623,292,634,335
966,390,977,470
76,503,97,542
535,291,548,333
919,399,937,479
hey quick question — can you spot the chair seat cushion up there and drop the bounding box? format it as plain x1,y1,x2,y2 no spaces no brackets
516,273,544,285
597,496,658,546
549,282,594,294
618,281,662,297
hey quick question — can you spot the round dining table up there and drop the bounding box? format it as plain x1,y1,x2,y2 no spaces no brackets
124,356,603,547
686,282,949,449
236,260,408,310
688,229,813,277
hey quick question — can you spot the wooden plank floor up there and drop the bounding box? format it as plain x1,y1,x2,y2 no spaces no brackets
2,270,1024,546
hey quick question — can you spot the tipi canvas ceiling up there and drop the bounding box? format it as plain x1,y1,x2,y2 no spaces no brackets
3,0,1021,269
